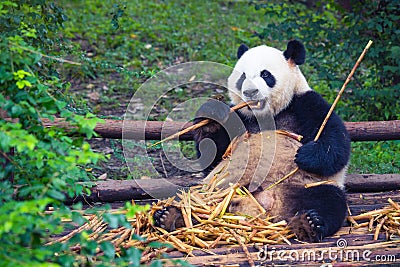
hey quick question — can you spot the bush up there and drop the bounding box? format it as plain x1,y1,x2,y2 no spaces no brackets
0,1,105,265
1,2,183,265
255,0,399,121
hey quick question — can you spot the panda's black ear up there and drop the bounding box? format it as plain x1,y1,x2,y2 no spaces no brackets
237,44,249,59
283,40,306,65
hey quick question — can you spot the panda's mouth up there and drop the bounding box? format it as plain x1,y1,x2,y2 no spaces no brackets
247,99,266,110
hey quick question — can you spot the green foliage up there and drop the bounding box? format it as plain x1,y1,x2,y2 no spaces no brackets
255,0,399,122
60,0,263,70
0,2,168,266
0,1,105,265
0,0,67,47
254,1,399,174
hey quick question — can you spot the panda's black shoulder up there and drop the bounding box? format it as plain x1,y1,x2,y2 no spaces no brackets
291,90,330,113
286,90,348,142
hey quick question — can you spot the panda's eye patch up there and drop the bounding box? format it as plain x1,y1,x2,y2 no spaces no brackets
236,73,246,91
260,70,276,88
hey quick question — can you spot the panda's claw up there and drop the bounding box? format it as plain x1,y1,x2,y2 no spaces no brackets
290,209,327,242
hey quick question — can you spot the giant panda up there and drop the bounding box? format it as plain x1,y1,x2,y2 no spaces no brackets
154,40,351,242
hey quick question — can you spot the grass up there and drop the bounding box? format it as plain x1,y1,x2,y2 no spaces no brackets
58,0,399,175
349,141,399,174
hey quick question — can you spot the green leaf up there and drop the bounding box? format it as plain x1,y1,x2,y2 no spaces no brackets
125,248,142,267
103,213,120,228
14,70,32,79
100,241,115,258
47,189,66,201
149,260,164,267
71,212,87,225
16,80,26,89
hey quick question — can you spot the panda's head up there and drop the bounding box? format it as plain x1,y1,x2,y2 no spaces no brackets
227,40,311,116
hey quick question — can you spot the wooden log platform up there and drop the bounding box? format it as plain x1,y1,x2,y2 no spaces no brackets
164,190,400,266
69,175,400,266
75,188,400,266
165,234,400,266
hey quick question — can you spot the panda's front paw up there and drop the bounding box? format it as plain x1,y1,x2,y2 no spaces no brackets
153,206,185,231
295,141,327,176
195,99,230,124
290,209,327,242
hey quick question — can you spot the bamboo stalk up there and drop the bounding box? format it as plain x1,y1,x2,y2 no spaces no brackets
242,187,266,214
250,237,279,244
368,217,375,232
209,233,224,249
265,167,299,190
388,198,400,210
220,186,237,216
275,130,303,142
140,247,172,264
350,208,389,220
149,101,253,147
354,222,369,229
314,40,373,141
228,229,255,267
181,206,191,228
304,180,337,188
374,216,387,240
209,187,236,220
206,220,252,231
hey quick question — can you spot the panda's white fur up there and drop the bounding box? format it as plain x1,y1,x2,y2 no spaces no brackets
228,45,311,116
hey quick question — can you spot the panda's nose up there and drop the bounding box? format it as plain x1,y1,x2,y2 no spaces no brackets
243,89,259,98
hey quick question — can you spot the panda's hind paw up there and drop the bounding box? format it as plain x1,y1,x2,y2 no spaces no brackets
153,206,184,232
290,209,327,242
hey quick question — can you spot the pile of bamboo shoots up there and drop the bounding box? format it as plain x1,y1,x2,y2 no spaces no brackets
348,198,400,240
49,179,400,265
50,177,292,263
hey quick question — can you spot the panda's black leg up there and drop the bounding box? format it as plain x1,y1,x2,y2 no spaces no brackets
286,184,347,242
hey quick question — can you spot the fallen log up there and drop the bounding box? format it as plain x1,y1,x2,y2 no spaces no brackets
345,120,400,141
346,173,400,192
41,119,400,141
66,177,203,204
66,174,400,204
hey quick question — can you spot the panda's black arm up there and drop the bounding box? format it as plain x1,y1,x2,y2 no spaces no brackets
291,91,351,177
193,100,246,174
